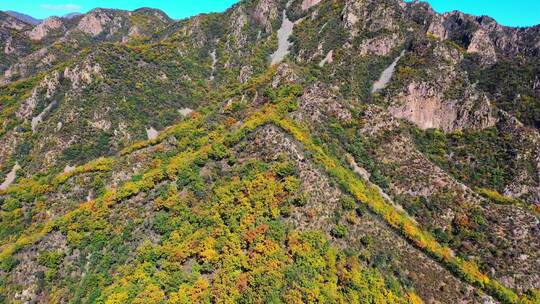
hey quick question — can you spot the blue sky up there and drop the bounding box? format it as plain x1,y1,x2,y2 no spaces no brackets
0,0,239,20
0,0,539,27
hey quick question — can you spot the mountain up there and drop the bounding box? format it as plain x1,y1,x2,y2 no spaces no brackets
3,11,42,25
0,0,539,303
63,12,82,19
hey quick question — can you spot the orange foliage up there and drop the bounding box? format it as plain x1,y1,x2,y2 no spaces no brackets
244,224,269,244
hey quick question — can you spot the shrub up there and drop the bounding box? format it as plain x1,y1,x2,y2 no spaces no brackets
0,256,19,272
274,161,297,178
360,235,373,247
340,196,356,210
476,188,519,205
38,250,65,269
208,143,228,160
331,225,347,239
289,194,308,207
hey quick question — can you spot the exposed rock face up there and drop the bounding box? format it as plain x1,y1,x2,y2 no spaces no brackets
426,15,447,39
146,126,159,140
3,36,15,54
63,165,76,173
63,62,102,90
31,100,58,133
27,17,64,41
433,42,463,65
178,108,194,117
342,0,399,36
238,65,253,83
301,0,321,10
252,0,280,32
390,82,497,132
271,63,299,88
76,9,112,36
342,2,360,32
127,25,143,39
359,33,403,56
209,49,218,80
409,3,540,59
228,7,249,47
467,29,497,63
16,70,62,120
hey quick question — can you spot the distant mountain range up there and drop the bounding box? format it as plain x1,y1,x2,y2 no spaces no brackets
3,10,83,25
4,10,41,25
63,12,82,19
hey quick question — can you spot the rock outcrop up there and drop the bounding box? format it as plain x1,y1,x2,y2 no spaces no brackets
301,0,321,11
467,29,498,63
359,33,403,56
28,17,64,41
252,0,281,32
390,82,497,132
63,62,103,90
75,9,113,36
409,2,540,60
16,70,62,120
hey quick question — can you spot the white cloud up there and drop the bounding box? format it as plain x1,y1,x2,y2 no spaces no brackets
40,3,82,11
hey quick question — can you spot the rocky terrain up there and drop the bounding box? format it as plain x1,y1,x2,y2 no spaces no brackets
0,0,539,303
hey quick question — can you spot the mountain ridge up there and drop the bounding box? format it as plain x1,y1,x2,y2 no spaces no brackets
3,10,41,25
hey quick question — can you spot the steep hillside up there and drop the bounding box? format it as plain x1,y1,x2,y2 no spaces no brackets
0,0,539,303
0,12,34,74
